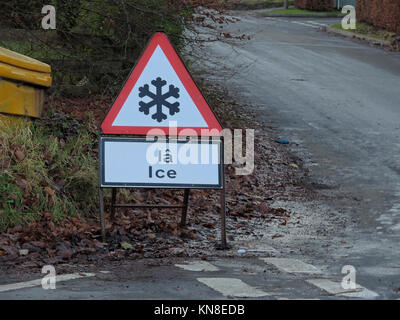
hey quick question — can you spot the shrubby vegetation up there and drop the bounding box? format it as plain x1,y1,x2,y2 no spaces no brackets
294,0,333,11
357,0,400,34
1,0,229,95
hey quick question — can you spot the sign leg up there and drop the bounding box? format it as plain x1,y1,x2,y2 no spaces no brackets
99,187,106,242
220,186,227,249
111,188,117,218
219,137,227,249
180,189,190,227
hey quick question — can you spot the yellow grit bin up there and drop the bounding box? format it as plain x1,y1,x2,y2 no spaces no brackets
0,46,52,125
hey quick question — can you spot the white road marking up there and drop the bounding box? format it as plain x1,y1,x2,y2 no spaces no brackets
290,21,319,28
211,260,268,274
232,241,279,254
244,244,279,254
175,261,219,272
197,278,269,298
277,297,320,300
359,266,400,276
265,17,289,23
261,258,322,274
0,272,96,293
307,279,379,299
306,21,328,27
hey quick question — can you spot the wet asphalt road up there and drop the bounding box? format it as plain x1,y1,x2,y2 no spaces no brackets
193,13,400,234
189,12,400,297
1,13,400,300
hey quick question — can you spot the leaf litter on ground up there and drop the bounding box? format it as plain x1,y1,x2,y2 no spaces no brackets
0,82,315,273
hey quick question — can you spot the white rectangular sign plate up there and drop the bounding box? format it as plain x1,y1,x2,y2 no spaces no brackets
99,137,223,189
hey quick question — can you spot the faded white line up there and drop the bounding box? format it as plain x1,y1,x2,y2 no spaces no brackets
0,273,96,293
246,247,278,254
306,21,328,27
197,278,269,298
359,266,400,276
236,242,279,254
277,297,320,300
261,258,322,274
211,261,269,274
265,17,289,23
290,21,319,28
175,261,219,272
307,279,379,299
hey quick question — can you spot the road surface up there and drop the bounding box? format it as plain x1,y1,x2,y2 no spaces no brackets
190,12,400,298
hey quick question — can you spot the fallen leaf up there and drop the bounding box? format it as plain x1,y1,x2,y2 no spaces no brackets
203,222,216,229
42,212,52,219
168,223,178,230
44,187,55,196
169,247,184,255
0,245,18,255
22,261,40,268
31,241,47,248
16,178,28,190
58,249,73,259
280,217,289,226
15,150,25,162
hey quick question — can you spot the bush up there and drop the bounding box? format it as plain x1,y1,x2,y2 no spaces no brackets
0,0,229,96
357,0,400,33
294,0,333,11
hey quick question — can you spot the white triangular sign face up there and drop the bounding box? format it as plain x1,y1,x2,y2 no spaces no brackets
112,45,207,127
101,33,222,136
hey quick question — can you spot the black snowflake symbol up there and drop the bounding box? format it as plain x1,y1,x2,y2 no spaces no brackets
138,77,180,122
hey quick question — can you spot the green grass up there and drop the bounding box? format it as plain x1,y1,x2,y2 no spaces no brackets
265,8,344,15
229,0,294,10
0,111,98,230
331,22,396,41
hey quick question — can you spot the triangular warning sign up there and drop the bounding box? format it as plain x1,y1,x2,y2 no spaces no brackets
101,33,222,136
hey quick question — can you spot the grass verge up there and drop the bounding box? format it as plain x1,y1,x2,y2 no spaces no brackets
0,111,98,230
264,8,344,15
229,0,294,10
331,22,398,42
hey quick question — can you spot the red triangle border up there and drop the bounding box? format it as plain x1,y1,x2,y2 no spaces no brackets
101,33,222,136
